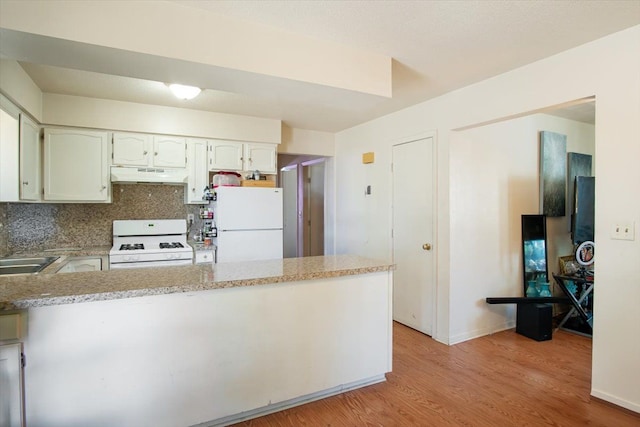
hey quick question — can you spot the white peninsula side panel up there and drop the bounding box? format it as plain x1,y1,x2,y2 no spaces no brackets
22,271,392,426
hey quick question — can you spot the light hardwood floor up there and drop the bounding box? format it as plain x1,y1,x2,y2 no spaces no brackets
235,322,639,426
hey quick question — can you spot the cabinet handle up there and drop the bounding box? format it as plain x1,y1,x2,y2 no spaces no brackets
22,181,29,185
249,158,253,163
101,185,107,191
192,188,195,192
143,150,148,155
154,152,158,156
240,156,243,161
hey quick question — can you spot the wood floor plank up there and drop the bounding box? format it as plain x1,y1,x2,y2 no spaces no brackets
235,322,639,426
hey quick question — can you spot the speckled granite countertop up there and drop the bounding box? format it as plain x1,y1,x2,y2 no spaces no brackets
0,255,393,310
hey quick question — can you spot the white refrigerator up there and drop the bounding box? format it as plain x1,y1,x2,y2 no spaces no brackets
214,186,283,262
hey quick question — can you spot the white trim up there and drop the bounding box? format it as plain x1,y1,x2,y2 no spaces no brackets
449,321,517,345
195,375,387,427
590,389,640,414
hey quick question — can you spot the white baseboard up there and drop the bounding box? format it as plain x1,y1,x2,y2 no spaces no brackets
591,389,640,414
449,321,516,345
193,374,387,427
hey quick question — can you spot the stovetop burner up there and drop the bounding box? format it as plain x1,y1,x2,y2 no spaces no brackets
119,243,144,251
159,242,185,249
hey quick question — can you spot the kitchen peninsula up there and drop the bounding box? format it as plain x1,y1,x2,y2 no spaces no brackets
0,255,393,427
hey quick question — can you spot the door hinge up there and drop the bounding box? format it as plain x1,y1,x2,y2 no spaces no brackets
21,352,26,368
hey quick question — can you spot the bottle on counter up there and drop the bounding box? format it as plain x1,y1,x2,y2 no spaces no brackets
211,219,217,237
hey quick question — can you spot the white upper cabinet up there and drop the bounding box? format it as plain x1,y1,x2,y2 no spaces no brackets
208,140,244,171
153,135,186,168
112,132,151,166
19,114,42,201
0,107,20,202
244,143,277,173
208,140,277,173
44,128,110,202
185,138,209,204
112,133,186,168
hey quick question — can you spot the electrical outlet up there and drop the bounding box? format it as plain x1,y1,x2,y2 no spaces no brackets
187,214,194,223
611,221,635,241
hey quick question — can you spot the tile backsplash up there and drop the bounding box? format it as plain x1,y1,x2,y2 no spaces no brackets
1,184,201,255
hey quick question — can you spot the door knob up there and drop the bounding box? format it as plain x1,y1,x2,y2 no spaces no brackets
422,243,432,250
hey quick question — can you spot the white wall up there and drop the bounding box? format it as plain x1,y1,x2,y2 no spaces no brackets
43,93,281,143
0,0,391,97
280,125,335,156
335,25,640,412
23,272,392,426
449,113,594,343
0,59,43,122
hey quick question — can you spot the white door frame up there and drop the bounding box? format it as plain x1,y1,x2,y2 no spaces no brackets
390,130,438,335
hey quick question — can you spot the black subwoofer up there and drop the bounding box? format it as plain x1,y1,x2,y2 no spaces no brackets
516,303,552,341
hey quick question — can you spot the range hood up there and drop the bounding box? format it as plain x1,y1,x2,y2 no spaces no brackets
110,166,188,184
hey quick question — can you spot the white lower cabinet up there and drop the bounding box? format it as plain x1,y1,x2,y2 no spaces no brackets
56,257,103,273
195,249,215,264
0,343,25,427
43,128,110,202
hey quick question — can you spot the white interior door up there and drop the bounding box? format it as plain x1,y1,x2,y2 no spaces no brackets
304,162,325,256
392,136,435,335
281,167,298,258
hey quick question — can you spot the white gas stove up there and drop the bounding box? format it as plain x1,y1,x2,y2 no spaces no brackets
109,219,193,269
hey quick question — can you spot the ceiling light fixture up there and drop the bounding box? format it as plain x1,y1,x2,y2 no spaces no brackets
168,83,201,100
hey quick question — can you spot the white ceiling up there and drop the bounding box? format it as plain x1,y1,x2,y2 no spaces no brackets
5,1,640,131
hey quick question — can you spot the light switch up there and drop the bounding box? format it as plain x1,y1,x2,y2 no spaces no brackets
611,221,635,241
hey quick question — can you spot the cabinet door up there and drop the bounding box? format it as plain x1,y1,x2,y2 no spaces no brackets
112,132,150,166
44,129,110,202
195,250,215,264
19,115,41,201
208,140,243,171
153,135,186,168
186,139,209,204
0,108,20,202
244,143,277,173
0,343,25,427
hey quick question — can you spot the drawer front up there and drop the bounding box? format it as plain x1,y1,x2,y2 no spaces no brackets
195,251,215,264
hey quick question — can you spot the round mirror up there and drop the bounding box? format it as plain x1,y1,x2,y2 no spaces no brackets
575,240,595,266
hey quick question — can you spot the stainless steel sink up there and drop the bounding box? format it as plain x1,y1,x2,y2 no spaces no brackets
0,257,59,275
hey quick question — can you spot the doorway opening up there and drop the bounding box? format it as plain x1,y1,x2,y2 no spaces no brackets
278,154,328,258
